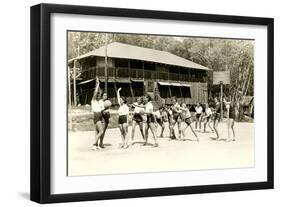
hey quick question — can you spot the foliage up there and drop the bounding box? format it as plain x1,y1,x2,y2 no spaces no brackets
68,32,254,113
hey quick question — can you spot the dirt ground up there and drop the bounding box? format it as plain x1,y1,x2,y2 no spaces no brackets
68,121,255,176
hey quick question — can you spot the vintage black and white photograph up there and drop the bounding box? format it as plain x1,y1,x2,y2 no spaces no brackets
67,31,254,176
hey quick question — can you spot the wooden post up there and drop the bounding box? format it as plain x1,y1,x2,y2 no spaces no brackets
227,103,230,140
220,81,223,120
73,60,77,106
68,66,72,130
142,61,145,94
104,34,108,93
168,85,172,98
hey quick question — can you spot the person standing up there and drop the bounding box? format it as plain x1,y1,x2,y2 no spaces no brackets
155,106,167,138
170,97,182,140
117,88,130,149
202,103,214,133
213,97,221,140
195,103,203,131
98,92,110,148
143,95,159,147
223,97,236,141
180,104,198,141
131,97,145,142
91,78,104,151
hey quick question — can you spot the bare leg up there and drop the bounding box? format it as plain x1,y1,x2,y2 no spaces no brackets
203,118,207,132
195,117,198,129
181,124,188,139
213,119,220,139
123,123,129,148
144,123,149,145
119,124,125,147
189,125,198,140
99,120,109,148
149,123,159,147
170,119,176,139
208,120,214,132
231,119,236,141
177,120,182,140
131,120,137,141
138,122,145,140
199,115,202,130
93,121,104,150
169,120,173,137
159,123,165,137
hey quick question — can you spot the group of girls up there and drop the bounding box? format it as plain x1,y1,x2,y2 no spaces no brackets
150,97,236,142
91,78,236,150
91,78,159,150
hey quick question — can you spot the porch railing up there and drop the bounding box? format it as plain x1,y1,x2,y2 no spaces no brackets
81,66,206,82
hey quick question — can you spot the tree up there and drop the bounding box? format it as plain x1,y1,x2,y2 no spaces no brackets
67,32,254,118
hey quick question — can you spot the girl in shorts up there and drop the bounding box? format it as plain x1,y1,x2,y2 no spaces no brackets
224,97,236,141
131,97,145,142
170,97,182,140
98,92,110,148
180,104,198,141
202,103,214,133
167,106,174,138
195,103,203,130
213,97,221,140
91,78,104,150
117,88,130,149
143,94,159,147
155,106,167,138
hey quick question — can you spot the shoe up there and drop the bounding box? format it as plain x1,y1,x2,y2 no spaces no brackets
92,145,98,150
123,145,129,149
152,143,159,147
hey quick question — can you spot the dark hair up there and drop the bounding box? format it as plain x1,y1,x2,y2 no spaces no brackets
101,92,108,99
146,94,152,102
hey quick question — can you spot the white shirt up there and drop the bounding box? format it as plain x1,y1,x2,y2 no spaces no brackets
154,110,161,119
145,102,153,114
133,102,144,114
118,104,129,116
205,107,212,116
91,100,102,112
98,100,105,110
173,102,181,113
195,106,203,114
99,99,110,112
182,108,191,119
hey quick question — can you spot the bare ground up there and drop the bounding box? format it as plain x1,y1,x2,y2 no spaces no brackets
68,121,255,176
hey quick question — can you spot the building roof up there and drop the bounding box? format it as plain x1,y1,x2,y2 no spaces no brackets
69,42,210,71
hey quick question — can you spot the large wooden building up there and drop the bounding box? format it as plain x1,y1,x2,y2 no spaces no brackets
68,42,211,106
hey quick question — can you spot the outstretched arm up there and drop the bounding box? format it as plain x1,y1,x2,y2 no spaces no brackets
131,103,145,108
117,88,122,105
178,106,188,111
92,77,100,101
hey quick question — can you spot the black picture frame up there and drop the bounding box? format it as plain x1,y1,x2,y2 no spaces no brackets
30,3,274,204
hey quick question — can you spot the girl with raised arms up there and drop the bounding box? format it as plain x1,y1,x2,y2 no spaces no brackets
91,78,104,150
117,88,130,149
